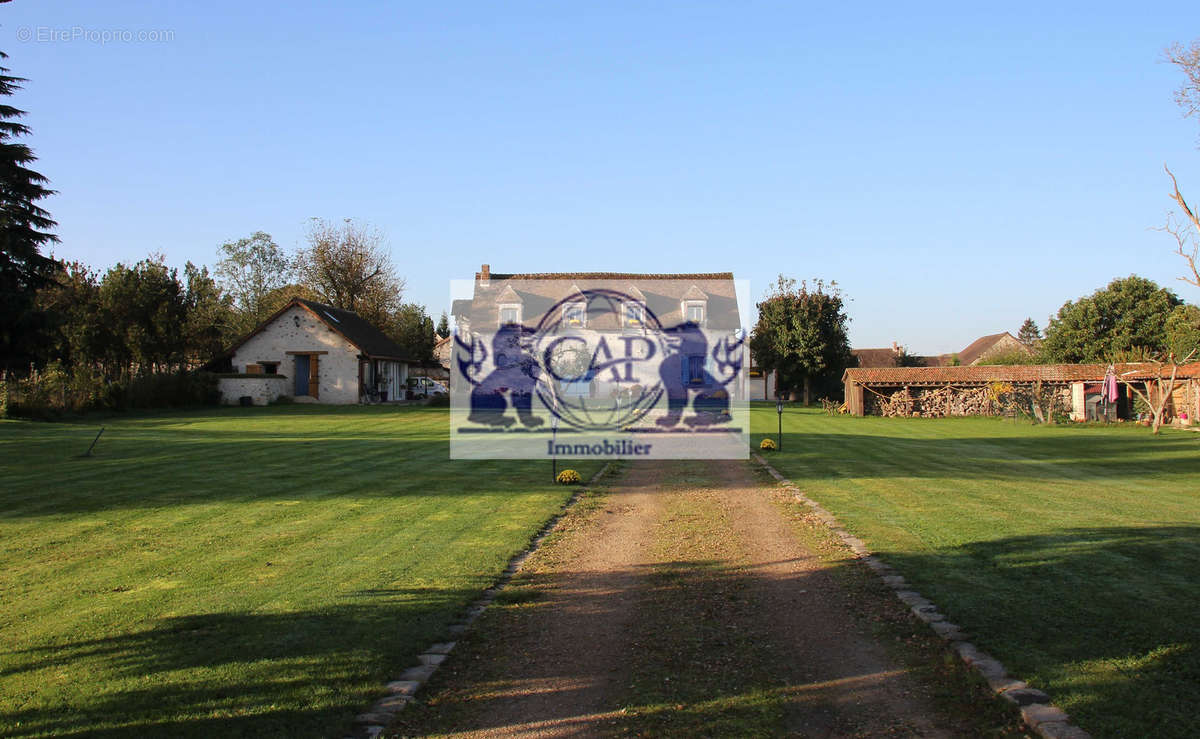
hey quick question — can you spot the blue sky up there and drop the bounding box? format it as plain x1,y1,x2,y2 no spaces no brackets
5,1,1199,353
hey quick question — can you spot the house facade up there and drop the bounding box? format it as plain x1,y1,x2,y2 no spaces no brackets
221,299,415,404
452,267,744,397
449,265,748,459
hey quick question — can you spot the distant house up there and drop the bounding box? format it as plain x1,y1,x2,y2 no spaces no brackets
220,298,416,404
854,332,1030,368
747,350,778,401
939,332,1028,366
851,343,908,368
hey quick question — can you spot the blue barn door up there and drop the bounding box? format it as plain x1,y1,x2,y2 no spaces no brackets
294,355,311,396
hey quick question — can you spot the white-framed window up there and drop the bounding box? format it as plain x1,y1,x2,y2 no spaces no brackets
562,301,586,327
499,304,522,325
624,302,644,327
684,301,706,325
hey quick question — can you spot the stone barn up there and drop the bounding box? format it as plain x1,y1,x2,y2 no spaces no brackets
218,299,416,405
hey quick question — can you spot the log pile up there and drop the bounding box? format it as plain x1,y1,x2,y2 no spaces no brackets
865,382,1074,419
872,385,999,418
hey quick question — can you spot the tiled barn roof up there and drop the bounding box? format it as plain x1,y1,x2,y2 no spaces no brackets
844,363,1200,386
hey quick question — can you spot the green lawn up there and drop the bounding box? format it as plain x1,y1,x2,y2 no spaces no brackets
752,403,1200,738
0,405,597,738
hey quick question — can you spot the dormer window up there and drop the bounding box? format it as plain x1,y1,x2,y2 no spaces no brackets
499,304,522,325
684,301,706,325
624,302,644,327
562,302,586,327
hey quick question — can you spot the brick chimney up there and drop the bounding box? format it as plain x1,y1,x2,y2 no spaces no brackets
477,263,490,286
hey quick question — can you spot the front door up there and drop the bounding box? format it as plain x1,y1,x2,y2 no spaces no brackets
295,355,310,396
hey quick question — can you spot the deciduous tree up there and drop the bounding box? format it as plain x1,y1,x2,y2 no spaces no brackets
295,218,404,329
182,262,234,364
214,231,291,334
1163,40,1200,288
388,303,436,362
749,276,852,405
1041,276,1182,362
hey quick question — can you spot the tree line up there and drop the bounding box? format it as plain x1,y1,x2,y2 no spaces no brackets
4,219,442,410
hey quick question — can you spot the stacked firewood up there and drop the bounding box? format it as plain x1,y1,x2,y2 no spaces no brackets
875,386,999,418
877,387,915,416
912,385,998,417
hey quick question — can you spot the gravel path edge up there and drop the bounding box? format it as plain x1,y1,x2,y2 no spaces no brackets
339,462,615,739
751,452,1092,739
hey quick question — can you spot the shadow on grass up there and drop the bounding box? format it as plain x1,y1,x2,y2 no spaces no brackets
0,416,578,517
397,525,1200,738
876,524,1200,738
6,526,1197,738
0,586,480,739
760,430,1200,481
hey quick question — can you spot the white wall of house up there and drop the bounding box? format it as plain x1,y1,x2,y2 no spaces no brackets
218,376,289,406
231,305,361,404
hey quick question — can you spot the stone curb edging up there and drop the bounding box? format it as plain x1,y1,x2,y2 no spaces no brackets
751,453,1092,739
341,462,615,739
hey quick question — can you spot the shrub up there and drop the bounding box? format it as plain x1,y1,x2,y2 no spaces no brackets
760,438,777,451
4,367,221,417
555,469,581,485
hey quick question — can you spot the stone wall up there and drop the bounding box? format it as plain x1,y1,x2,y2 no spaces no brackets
218,376,289,406
231,305,362,404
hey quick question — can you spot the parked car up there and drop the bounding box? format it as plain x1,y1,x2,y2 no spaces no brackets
407,377,448,398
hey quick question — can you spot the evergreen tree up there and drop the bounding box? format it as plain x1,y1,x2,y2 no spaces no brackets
436,311,450,338
1017,318,1041,347
0,51,61,371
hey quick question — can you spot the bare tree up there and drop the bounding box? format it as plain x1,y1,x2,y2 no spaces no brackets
1167,39,1200,124
295,218,405,326
1162,166,1200,288
1120,350,1197,435
1163,40,1200,286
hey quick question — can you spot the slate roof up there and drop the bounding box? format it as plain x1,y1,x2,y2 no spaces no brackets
226,298,417,362
464,271,741,331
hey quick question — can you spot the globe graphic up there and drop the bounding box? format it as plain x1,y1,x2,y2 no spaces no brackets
531,289,667,431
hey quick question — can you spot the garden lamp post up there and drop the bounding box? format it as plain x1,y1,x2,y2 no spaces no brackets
551,414,559,482
776,396,784,451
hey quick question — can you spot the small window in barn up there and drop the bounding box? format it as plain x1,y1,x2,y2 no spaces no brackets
260,362,279,375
